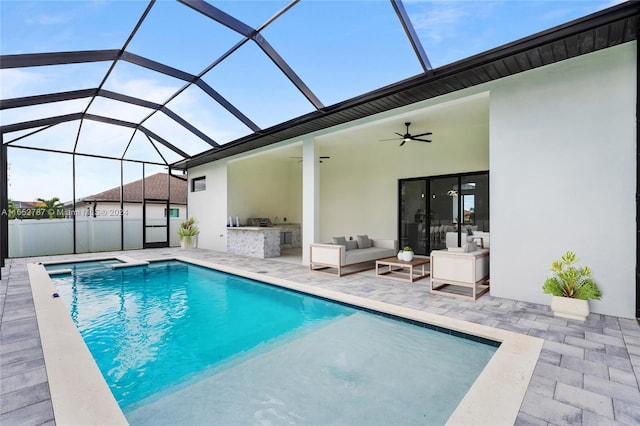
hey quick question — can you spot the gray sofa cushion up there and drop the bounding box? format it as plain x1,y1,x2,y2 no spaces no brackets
332,236,347,246
356,234,372,249
344,246,395,265
345,240,358,251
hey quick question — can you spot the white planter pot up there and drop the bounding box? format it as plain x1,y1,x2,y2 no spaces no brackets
402,251,414,262
397,251,404,260
550,296,589,321
180,237,194,249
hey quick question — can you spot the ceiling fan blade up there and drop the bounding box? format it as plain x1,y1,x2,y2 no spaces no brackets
394,132,404,138
399,140,407,147
412,132,433,138
412,138,432,143
379,137,402,141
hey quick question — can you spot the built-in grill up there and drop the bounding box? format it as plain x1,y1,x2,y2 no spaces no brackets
246,217,273,227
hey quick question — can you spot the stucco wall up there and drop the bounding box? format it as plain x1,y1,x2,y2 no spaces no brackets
316,94,490,243
227,157,301,225
189,161,228,251
490,42,637,318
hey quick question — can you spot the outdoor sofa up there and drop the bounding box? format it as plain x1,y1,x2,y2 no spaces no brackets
309,235,398,277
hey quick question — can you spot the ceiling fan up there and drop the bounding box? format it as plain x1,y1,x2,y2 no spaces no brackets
289,156,330,163
381,122,432,146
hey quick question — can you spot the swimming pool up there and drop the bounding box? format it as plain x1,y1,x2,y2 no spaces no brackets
49,259,498,424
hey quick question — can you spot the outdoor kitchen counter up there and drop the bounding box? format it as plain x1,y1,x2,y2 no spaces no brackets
226,225,300,258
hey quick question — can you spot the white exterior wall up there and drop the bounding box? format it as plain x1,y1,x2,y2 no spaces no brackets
227,157,300,224
316,94,489,243
490,42,637,318
189,161,228,251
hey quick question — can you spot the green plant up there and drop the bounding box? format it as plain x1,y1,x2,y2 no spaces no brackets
36,197,64,219
7,199,16,219
177,217,199,237
403,246,413,252
542,251,602,300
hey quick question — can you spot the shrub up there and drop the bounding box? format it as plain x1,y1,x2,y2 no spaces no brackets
542,251,602,300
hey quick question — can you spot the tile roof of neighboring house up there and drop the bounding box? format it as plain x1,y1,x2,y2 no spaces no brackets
13,201,46,209
81,173,187,204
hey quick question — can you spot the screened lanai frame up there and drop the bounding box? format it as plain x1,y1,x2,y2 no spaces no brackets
0,0,434,275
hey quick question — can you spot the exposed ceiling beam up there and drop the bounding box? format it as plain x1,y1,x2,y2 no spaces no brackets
0,89,98,110
122,51,196,82
120,52,260,132
1,112,190,159
0,50,119,69
7,143,167,166
391,0,432,72
178,0,255,37
98,89,161,110
180,0,323,109
1,113,84,133
159,106,219,148
193,79,260,131
253,35,324,109
99,90,219,147
0,49,259,135
82,113,191,159
0,88,219,148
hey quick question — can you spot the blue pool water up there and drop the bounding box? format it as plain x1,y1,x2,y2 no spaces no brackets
50,260,498,424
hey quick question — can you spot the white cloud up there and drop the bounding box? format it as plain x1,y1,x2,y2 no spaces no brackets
0,69,48,99
25,14,72,26
410,3,467,44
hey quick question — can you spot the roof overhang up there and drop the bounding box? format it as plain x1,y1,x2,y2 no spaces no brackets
182,1,639,169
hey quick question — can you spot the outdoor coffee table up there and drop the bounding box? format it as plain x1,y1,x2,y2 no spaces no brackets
375,256,430,282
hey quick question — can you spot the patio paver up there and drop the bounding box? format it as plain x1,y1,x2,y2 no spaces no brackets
1,247,639,425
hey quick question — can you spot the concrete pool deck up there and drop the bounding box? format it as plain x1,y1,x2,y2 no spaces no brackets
1,247,640,425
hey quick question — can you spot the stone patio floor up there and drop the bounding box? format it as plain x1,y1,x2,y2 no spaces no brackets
1,247,639,425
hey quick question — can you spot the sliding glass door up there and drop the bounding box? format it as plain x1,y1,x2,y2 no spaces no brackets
429,176,460,251
398,171,489,255
399,179,427,254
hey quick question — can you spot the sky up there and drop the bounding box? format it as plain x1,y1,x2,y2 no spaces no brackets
0,0,624,202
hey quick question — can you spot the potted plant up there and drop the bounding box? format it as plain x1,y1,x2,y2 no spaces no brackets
177,217,199,249
542,251,602,320
402,246,414,262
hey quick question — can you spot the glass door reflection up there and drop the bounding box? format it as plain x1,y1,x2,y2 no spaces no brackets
398,172,489,254
399,180,427,255
429,177,459,251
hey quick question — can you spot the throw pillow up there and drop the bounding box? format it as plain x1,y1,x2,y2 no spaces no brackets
463,241,478,252
356,234,372,249
332,236,347,246
345,240,358,251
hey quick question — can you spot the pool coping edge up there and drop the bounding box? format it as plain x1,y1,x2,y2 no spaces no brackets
27,262,129,426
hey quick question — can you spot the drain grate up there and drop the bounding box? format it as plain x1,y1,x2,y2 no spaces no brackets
256,270,269,274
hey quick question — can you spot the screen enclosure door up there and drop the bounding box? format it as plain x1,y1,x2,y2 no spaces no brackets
143,199,170,249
